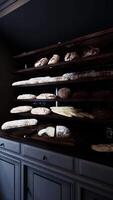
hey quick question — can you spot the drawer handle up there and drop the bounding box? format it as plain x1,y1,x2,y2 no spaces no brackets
43,155,47,161
0,143,5,147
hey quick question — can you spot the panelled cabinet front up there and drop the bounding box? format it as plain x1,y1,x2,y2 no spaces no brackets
0,154,20,200
23,165,74,200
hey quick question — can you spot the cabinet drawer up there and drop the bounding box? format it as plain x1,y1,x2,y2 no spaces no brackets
0,138,20,154
78,159,113,185
21,144,74,171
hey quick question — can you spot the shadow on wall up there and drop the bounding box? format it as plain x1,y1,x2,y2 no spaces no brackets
0,41,14,125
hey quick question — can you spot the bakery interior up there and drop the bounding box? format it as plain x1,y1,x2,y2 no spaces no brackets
0,0,113,200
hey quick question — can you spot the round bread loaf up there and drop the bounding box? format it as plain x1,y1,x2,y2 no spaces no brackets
10,106,32,113
57,88,71,99
1,119,38,130
31,107,51,115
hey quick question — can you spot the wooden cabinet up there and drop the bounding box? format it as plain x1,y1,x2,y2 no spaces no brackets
0,153,20,200
24,165,74,200
77,185,113,200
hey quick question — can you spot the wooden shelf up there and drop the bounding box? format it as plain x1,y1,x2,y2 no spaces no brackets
14,27,113,59
16,98,113,104
14,52,113,75
12,76,113,88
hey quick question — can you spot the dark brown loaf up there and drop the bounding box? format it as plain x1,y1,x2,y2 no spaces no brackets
57,88,71,99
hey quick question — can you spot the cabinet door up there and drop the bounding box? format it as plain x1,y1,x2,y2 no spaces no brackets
25,166,74,200
82,190,111,200
0,154,20,200
77,184,113,200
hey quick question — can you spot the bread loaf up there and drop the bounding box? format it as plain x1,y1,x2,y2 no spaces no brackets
91,144,113,152
56,125,71,137
38,126,55,137
48,54,60,65
82,47,100,58
1,119,38,130
64,52,79,62
50,106,79,117
10,106,32,113
34,57,48,67
17,94,36,100
57,88,71,99
31,107,51,115
36,93,56,99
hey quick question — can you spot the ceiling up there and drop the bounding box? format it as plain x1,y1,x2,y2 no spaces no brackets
0,0,113,55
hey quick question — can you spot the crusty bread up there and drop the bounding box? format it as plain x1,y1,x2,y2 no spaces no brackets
64,52,79,62
38,126,55,137
34,57,48,67
31,107,51,115
17,94,36,100
48,54,60,65
36,93,56,99
1,119,38,130
57,88,71,99
56,125,70,137
10,106,32,113
91,144,113,152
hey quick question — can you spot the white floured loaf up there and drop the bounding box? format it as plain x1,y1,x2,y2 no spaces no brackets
56,125,71,137
48,54,60,65
1,119,38,130
36,93,56,99
17,94,36,100
10,106,32,113
38,126,55,137
31,107,51,115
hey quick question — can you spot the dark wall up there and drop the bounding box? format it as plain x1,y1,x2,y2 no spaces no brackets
0,42,14,125
0,0,113,54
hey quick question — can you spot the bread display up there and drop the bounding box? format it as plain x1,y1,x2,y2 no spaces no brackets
36,93,56,99
1,119,38,130
56,125,71,137
91,144,113,152
57,88,71,99
38,126,55,137
64,52,79,62
10,106,32,113
31,107,51,115
17,94,36,100
48,54,60,65
34,57,48,67
82,47,100,58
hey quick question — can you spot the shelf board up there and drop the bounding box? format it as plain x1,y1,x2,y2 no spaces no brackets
12,76,113,88
15,52,113,75
16,98,113,104
14,27,113,59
